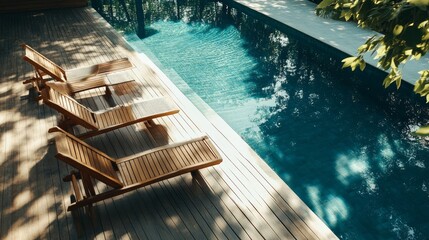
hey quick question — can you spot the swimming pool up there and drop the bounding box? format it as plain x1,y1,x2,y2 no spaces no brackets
97,1,429,239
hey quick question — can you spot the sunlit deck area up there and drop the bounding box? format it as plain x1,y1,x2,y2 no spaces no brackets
0,7,337,239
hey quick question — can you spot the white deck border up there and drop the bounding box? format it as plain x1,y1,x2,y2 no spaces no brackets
229,0,428,85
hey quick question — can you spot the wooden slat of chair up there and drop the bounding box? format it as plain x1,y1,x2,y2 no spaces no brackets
133,156,147,182
130,159,142,183
50,127,222,212
93,97,179,130
160,149,176,172
169,146,189,170
134,159,146,183
127,158,144,184
150,151,166,176
140,157,151,181
126,161,138,184
194,141,212,161
62,93,95,128
65,58,134,81
160,150,174,174
43,82,180,138
115,136,222,184
65,75,107,94
167,148,184,170
21,44,135,95
96,58,134,75
180,144,198,165
150,152,164,176
42,85,99,130
147,154,159,179
120,162,133,185
170,146,185,168
192,143,207,164
22,44,135,82
22,44,67,82
54,130,123,189
160,151,172,175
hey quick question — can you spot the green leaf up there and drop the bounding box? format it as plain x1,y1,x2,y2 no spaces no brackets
414,78,425,93
359,60,366,71
393,25,403,36
316,0,335,9
411,53,422,60
358,44,368,53
340,10,353,21
404,49,413,56
395,75,402,89
383,74,395,88
415,71,429,95
415,125,429,136
418,20,429,28
341,57,358,68
375,45,386,59
420,85,429,94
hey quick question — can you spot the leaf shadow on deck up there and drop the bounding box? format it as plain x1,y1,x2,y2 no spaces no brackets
0,35,247,239
0,6,348,240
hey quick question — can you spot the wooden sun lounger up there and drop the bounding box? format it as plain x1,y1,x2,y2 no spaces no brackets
42,82,180,139
50,127,223,211
21,44,134,93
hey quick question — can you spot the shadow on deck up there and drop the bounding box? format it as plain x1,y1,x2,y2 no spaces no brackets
0,7,337,239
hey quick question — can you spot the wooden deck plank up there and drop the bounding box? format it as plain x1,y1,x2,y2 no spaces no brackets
89,129,181,239
104,119,226,240
1,39,19,240
0,7,338,240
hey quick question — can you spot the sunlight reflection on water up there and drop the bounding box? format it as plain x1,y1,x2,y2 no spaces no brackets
112,2,429,238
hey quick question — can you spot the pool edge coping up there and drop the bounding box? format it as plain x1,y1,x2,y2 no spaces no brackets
226,0,429,86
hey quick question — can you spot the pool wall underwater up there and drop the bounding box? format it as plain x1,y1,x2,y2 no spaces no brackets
94,0,429,239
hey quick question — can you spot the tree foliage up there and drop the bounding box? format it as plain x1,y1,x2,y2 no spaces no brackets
316,0,429,135
316,0,429,95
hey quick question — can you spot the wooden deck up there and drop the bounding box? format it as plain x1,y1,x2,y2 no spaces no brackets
0,7,338,239
0,0,87,13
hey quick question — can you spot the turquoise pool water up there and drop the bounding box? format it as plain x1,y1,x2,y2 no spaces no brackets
97,1,429,239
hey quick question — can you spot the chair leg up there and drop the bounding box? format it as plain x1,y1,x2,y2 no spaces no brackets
22,77,42,101
81,172,96,216
103,88,117,107
105,86,112,96
81,172,96,197
63,171,81,182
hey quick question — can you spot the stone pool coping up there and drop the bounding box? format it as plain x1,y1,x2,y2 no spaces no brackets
228,0,428,86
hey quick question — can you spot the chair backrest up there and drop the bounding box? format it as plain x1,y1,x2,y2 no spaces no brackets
43,82,98,130
54,128,123,188
21,44,67,82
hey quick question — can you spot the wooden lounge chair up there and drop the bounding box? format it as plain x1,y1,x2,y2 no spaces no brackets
42,81,180,139
21,44,134,93
50,127,223,211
